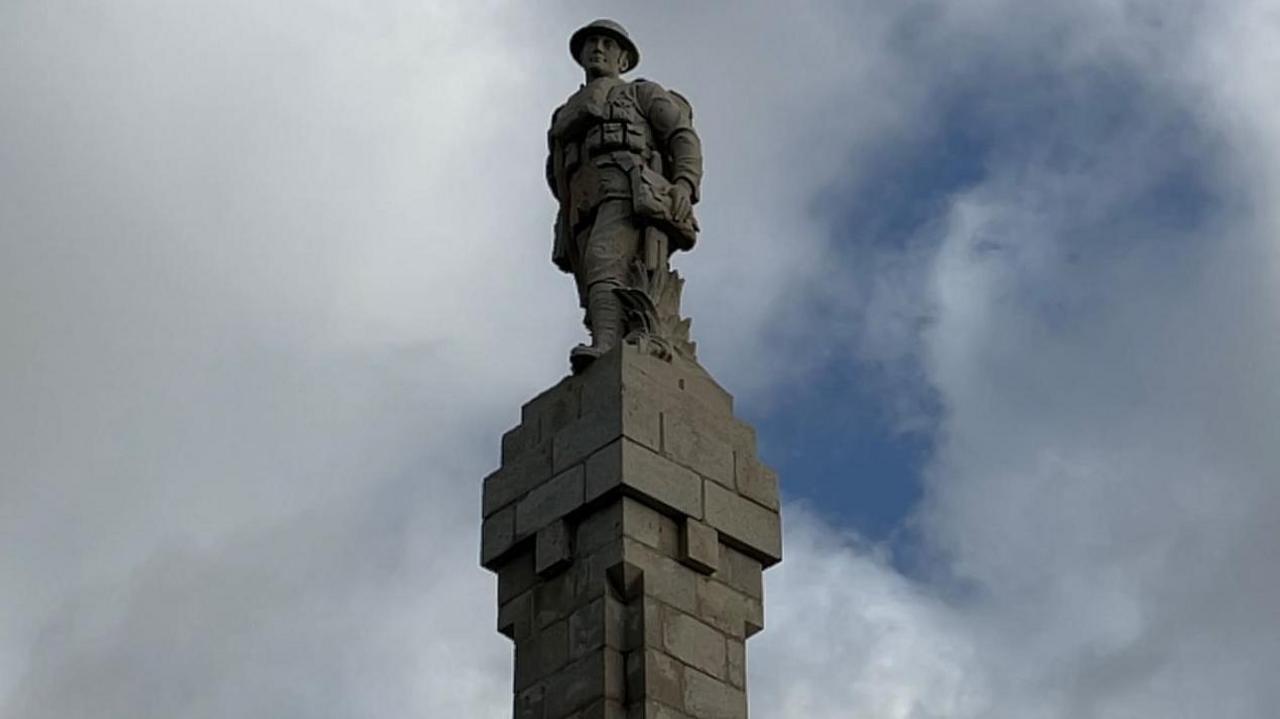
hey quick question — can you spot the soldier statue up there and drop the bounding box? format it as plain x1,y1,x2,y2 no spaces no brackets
547,19,704,372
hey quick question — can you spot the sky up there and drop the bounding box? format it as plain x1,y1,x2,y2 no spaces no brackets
2,1,1278,717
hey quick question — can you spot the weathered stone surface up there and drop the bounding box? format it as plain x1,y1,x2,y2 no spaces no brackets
662,609,727,680
725,639,745,689
585,440,702,519
703,480,781,566
663,410,734,488
499,589,534,640
694,576,752,639
734,453,780,511
516,619,569,690
517,465,585,538
482,503,517,568
516,683,546,719
626,648,685,711
554,390,662,474
682,668,746,719
570,595,627,658
484,439,554,517
522,376,581,441
537,519,574,577
717,546,763,600
679,518,718,574
545,650,626,717
622,539,697,615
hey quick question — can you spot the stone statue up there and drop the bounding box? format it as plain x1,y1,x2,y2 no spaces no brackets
547,19,704,372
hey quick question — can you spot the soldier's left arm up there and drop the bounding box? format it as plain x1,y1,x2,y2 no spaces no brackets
635,80,703,203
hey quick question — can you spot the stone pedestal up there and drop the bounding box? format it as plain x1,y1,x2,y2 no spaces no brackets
481,345,781,719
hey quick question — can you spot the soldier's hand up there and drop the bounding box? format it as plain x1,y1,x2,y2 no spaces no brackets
670,181,693,223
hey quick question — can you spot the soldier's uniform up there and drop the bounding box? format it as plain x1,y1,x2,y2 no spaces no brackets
547,20,703,368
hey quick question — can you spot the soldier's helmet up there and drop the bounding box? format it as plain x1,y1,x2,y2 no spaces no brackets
569,19,639,72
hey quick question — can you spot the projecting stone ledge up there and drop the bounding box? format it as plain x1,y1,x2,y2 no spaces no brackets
481,344,781,719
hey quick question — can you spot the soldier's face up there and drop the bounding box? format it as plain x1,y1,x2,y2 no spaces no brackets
579,33,628,78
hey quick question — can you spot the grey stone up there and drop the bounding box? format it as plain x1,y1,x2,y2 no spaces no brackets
552,389,662,473
484,439,554,517
502,420,542,465
569,595,627,658
682,667,747,719
626,649,684,710
516,619,569,690
694,576,751,639
662,410,734,488
522,377,582,440
498,590,534,640
734,453,780,511
726,639,745,689
545,649,625,717
516,683,546,719
679,518,719,575
536,519,574,577
517,464,585,538
662,608,727,680
481,503,517,568
585,439,702,520
703,480,781,566
499,548,540,605
717,546,763,600
550,20,703,372
622,539,697,615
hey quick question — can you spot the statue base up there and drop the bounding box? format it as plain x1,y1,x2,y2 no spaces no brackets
481,344,781,718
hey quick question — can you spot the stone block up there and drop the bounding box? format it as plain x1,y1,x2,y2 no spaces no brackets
662,410,734,488
717,546,763,600
502,420,541,464
569,595,627,658
662,608,727,680
726,639,745,689
553,393,661,474
622,539,697,615
579,699,626,719
624,497,681,556
626,648,685,710
515,619,569,690
544,649,625,717
516,683,546,719
481,503,517,568
628,700,694,719
734,453,779,511
585,440,702,520
694,576,752,639
499,548,539,605
679,518,719,575
703,480,781,566
682,667,747,719
575,501,624,556
499,589,534,640
517,465,585,538
522,377,581,441
484,439,554,517
536,519,574,577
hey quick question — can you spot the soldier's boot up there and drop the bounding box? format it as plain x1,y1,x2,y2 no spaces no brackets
570,283,622,372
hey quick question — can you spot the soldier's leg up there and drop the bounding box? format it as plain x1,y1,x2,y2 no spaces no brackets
572,199,641,369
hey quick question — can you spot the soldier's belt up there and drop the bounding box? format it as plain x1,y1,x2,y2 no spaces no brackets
581,121,650,158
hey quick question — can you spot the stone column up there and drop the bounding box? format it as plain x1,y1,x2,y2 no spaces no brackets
481,345,781,719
